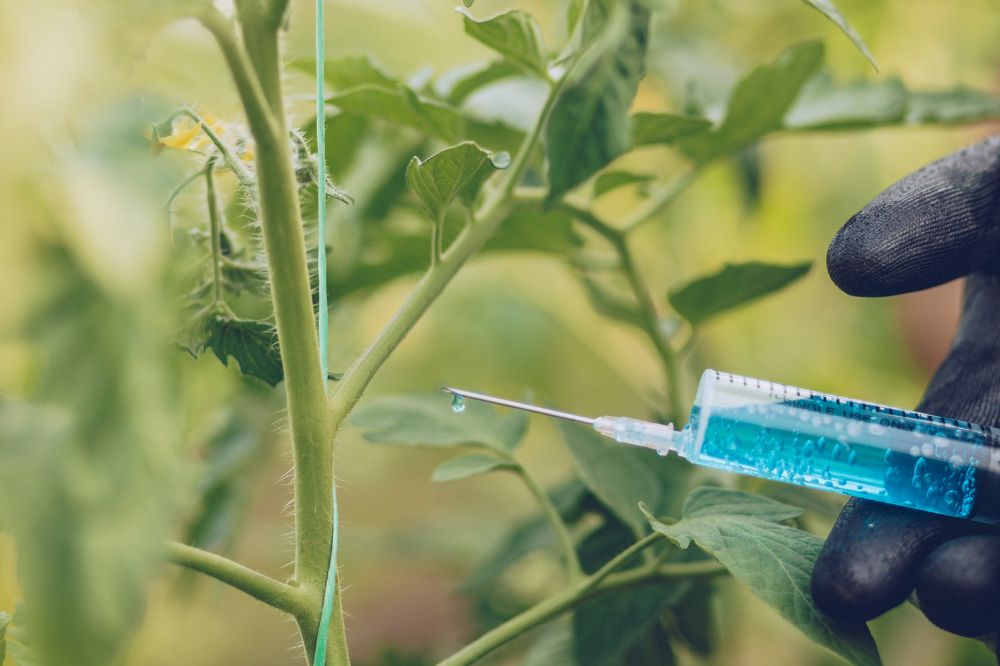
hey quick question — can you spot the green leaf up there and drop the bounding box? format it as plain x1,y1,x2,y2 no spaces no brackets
329,84,465,143
678,486,804,522
801,0,878,71
574,582,683,666
906,87,1000,124
442,60,523,106
325,55,398,90
592,170,654,198
290,55,398,90
668,261,811,326
558,421,691,537
544,1,650,202
432,453,512,482
678,42,825,163
351,393,528,453
642,488,881,666
459,8,549,78
406,142,508,220
785,75,906,130
631,112,712,147
200,312,284,386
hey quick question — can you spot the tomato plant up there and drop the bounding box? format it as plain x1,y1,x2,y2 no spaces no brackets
3,1,1000,665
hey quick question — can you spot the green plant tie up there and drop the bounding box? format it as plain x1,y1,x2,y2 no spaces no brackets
313,0,339,663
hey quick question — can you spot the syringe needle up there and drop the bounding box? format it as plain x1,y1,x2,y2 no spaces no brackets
441,387,597,425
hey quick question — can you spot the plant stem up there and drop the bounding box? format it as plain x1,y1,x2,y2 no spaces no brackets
205,158,224,305
581,532,660,591
199,7,347,664
165,165,210,218
328,63,570,426
621,167,697,234
514,464,583,581
165,541,306,615
437,541,725,666
615,235,685,423
539,198,686,422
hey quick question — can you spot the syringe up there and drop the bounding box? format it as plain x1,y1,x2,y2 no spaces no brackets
444,369,1000,524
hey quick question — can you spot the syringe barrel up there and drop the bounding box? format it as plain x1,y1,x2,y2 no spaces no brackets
680,370,1000,523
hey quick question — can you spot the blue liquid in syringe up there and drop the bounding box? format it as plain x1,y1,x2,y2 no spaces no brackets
680,386,994,519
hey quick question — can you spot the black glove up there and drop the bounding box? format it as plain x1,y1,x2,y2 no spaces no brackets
810,136,1000,643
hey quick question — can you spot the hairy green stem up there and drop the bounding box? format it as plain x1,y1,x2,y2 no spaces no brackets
165,541,306,615
437,540,725,666
199,6,347,664
514,464,584,581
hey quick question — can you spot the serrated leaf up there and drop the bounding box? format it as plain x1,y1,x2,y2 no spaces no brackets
351,393,528,453
432,454,512,482
631,112,712,147
678,42,824,163
459,8,548,78
406,142,507,220
802,0,877,71
442,60,523,106
329,84,465,143
642,488,881,666
679,486,804,522
592,170,654,198
558,421,691,537
668,261,811,326
785,75,906,130
906,87,1000,124
201,313,283,386
544,1,649,202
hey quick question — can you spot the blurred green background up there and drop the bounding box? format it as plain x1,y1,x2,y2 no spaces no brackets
2,0,1000,664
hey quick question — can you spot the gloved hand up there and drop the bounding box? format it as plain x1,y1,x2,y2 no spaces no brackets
811,136,1000,645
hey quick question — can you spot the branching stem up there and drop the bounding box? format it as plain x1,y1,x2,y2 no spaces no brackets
437,537,726,666
165,542,306,615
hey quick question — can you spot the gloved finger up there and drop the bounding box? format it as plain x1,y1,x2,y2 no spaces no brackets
827,136,1000,297
915,274,1000,427
811,498,968,622
916,534,1000,637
